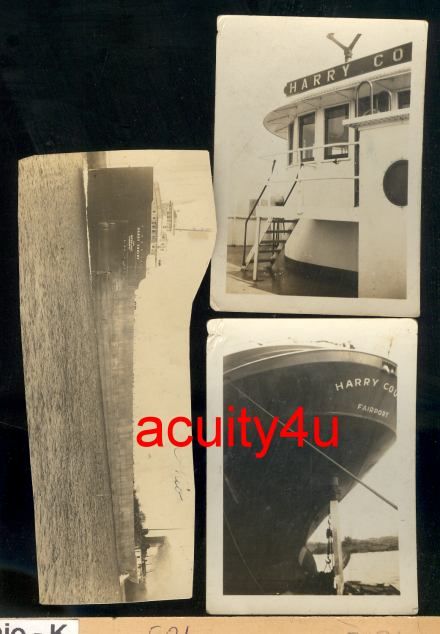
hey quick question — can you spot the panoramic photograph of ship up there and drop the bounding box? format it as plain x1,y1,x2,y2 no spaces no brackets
218,26,422,301
19,150,200,604
86,153,183,602
222,345,400,596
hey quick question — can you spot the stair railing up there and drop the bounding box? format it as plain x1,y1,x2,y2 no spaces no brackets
242,159,276,266
282,163,303,206
242,161,305,267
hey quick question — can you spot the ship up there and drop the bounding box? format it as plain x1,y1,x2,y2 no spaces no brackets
87,166,153,287
237,40,412,298
223,345,397,595
86,165,153,587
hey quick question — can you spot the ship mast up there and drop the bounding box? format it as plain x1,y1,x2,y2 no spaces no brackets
326,32,362,62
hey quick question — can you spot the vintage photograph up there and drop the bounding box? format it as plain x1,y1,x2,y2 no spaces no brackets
210,17,427,316
19,150,216,604
206,318,418,614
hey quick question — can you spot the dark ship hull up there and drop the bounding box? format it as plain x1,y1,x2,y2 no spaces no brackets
223,346,397,595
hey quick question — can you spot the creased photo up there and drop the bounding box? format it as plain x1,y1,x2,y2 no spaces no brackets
206,318,418,614
19,150,216,604
210,16,427,316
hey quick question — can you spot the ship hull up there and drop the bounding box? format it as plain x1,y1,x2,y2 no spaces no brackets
223,346,397,595
85,167,153,582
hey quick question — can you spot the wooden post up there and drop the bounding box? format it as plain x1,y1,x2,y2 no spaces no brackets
330,477,344,595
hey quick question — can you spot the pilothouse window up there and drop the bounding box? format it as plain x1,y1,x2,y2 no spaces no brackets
287,122,294,166
398,89,411,109
324,104,349,160
358,90,392,116
299,113,315,162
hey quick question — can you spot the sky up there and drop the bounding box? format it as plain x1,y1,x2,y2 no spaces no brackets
104,149,216,598
309,444,399,543
106,149,214,521
107,149,213,229
106,150,216,522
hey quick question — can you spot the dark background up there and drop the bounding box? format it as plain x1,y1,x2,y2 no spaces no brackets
0,0,438,618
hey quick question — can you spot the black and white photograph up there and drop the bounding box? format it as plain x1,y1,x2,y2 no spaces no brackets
0,1,439,629
18,150,216,604
210,17,427,316
206,318,418,614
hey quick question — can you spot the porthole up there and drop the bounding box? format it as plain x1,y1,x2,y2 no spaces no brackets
383,160,408,207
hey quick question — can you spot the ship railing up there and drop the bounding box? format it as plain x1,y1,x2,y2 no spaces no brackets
242,140,366,265
270,175,359,183
249,149,360,210
241,161,304,267
260,141,360,169
242,159,277,266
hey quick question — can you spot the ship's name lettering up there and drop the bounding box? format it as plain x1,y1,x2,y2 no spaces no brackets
356,404,390,418
284,42,412,97
334,378,397,397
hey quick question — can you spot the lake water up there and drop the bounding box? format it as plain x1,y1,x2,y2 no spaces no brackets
314,550,400,589
19,155,122,604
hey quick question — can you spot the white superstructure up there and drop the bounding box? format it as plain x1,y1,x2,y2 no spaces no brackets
242,41,412,298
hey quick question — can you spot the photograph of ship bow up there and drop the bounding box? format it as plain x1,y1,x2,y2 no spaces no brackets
223,345,400,596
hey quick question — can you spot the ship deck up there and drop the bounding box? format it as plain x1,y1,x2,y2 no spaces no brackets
226,246,358,298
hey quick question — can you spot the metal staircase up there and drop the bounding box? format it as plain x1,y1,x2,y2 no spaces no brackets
241,162,303,281
243,217,296,274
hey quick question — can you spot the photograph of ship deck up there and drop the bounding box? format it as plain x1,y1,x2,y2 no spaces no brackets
212,18,426,314
19,150,191,604
223,344,400,596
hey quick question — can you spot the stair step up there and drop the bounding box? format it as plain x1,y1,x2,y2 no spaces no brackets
265,229,293,234
260,240,286,246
